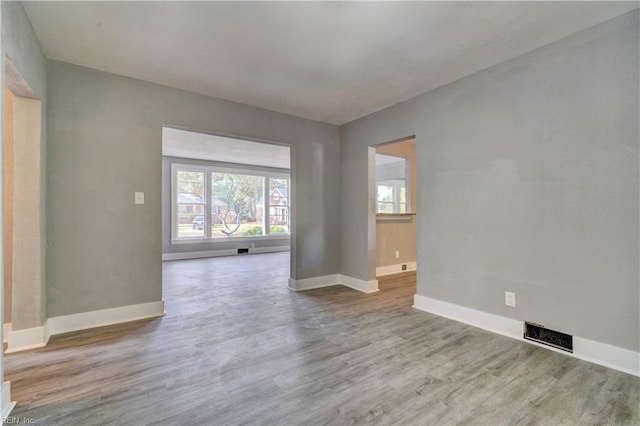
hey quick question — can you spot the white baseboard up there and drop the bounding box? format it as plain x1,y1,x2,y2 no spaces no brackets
340,275,379,294
163,245,290,261
288,274,378,294
376,262,417,277
1,382,15,419
413,295,522,338
5,301,165,353
413,294,640,377
288,274,341,291
3,323,12,343
572,337,640,377
5,326,48,353
46,300,165,337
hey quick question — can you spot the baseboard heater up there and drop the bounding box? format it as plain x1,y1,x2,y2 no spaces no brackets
524,322,573,353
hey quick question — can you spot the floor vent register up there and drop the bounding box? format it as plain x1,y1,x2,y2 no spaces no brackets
524,322,573,353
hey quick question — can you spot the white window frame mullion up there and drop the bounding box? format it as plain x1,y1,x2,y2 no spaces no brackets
393,182,400,213
284,177,291,231
404,158,411,213
171,163,178,242
205,171,211,239
264,176,270,236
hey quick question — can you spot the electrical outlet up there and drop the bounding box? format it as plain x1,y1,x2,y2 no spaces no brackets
505,291,516,307
395,250,400,259
134,192,145,205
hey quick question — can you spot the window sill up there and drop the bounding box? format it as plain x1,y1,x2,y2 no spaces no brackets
376,213,416,221
171,235,291,245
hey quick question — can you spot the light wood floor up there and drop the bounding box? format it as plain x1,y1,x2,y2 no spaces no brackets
5,252,640,425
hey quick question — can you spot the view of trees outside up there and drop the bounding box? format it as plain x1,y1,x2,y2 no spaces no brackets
176,168,291,239
210,172,264,238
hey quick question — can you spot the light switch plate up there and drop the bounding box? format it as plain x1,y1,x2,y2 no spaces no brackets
135,192,145,205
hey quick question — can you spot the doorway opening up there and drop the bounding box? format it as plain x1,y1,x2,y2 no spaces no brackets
368,136,417,293
160,126,294,290
3,60,45,355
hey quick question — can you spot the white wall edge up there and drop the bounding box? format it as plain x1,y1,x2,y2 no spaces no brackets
43,318,52,344
46,300,166,337
376,262,417,277
340,275,379,294
5,326,48,353
3,323,12,343
413,294,640,377
288,274,341,291
1,382,16,420
163,245,290,261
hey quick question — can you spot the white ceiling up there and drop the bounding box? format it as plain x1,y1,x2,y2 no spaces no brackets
162,127,290,169
24,2,637,125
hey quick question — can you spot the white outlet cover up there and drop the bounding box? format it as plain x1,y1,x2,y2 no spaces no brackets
135,192,145,204
505,291,516,307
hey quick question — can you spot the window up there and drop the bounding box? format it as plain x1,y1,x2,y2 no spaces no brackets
376,180,406,213
176,171,206,238
268,178,289,234
172,163,290,242
375,154,410,214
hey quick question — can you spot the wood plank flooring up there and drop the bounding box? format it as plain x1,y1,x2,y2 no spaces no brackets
5,252,640,425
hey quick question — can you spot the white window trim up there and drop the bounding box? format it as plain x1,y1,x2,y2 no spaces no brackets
171,162,290,244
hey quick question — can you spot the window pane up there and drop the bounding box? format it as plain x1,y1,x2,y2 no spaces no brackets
269,178,289,234
177,171,205,203
375,153,408,214
211,173,264,238
177,204,205,238
377,185,394,213
176,170,205,238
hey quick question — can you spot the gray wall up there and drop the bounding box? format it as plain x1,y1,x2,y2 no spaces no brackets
47,60,340,317
340,11,639,351
162,155,290,254
1,1,48,326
